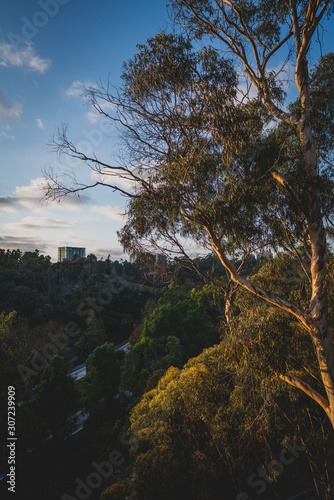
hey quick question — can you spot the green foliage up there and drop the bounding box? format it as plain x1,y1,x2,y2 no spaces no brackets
122,286,219,394
74,309,108,360
5,5,334,497
123,252,334,498
108,12,334,312
235,252,312,313
326,257,334,332
129,332,333,499
82,342,121,415
74,329,99,359
115,33,334,278
170,0,291,49
310,52,334,156
116,31,277,257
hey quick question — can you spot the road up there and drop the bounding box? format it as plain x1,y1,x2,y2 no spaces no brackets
0,340,132,482
69,363,86,381
69,410,89,437
69,341,130,381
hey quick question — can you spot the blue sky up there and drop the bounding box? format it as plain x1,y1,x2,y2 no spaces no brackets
0,0,170,261
0,0,333,261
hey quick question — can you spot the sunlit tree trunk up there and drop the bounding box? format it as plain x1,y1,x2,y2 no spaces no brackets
297,49,334,425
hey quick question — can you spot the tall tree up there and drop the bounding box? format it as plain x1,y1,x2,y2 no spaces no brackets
167,0,334,427
45,3,334,427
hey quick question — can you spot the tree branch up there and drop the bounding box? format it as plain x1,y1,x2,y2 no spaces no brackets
271,169,307,217
180,207,309,327
279,372,329,414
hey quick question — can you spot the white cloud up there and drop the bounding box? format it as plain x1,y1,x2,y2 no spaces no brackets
13,177,47,210
91,167,144,193
0,179,50,214
86,111,99,124
0,41,51,73
18,216,76,229
9,177,91,212
43,217,76,228
65,80,100,101
102,101,115,112
61,234,82,242
236,81,258,102
85,103,115,125
0,91,23,122
236,60,295,104
5,216,76,232
0,196,17,213
65,80,85,98
0,235,48,252
0,130,15,140
35,118,44,129
91,205,126,221
90,247,126,259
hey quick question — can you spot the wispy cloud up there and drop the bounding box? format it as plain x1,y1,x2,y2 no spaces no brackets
236,60,295,104
85,102,115,124
65,80,85,98
0,178,91,213
0,41,51,73
13,177,49,210
35,118,44,129
267,60,295,93
91,205,126,221
22,178,83,210
64,80,98,99
9,216,77,230
0,235,48,252
0,130,15,140
86,111,99,124
91,167,140,193
0,91,23,122
91,247,126,259
0,196,17,213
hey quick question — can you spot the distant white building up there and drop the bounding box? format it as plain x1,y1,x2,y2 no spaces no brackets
58,247,86,262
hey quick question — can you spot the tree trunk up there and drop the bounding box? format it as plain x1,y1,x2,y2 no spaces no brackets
225,296,232,325
297,53,334,422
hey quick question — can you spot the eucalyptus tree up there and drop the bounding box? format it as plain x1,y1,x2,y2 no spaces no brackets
166,0,334,428
44,1,334,427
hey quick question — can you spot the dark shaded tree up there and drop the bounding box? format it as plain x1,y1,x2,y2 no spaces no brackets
36,355,78,441
82,342,121,416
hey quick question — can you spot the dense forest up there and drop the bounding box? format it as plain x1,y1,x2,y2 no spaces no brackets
0,248,333,499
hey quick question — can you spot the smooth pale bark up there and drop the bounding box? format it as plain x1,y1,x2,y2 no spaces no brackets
293,0,334,421
225,296,233,325
279,373,329,414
